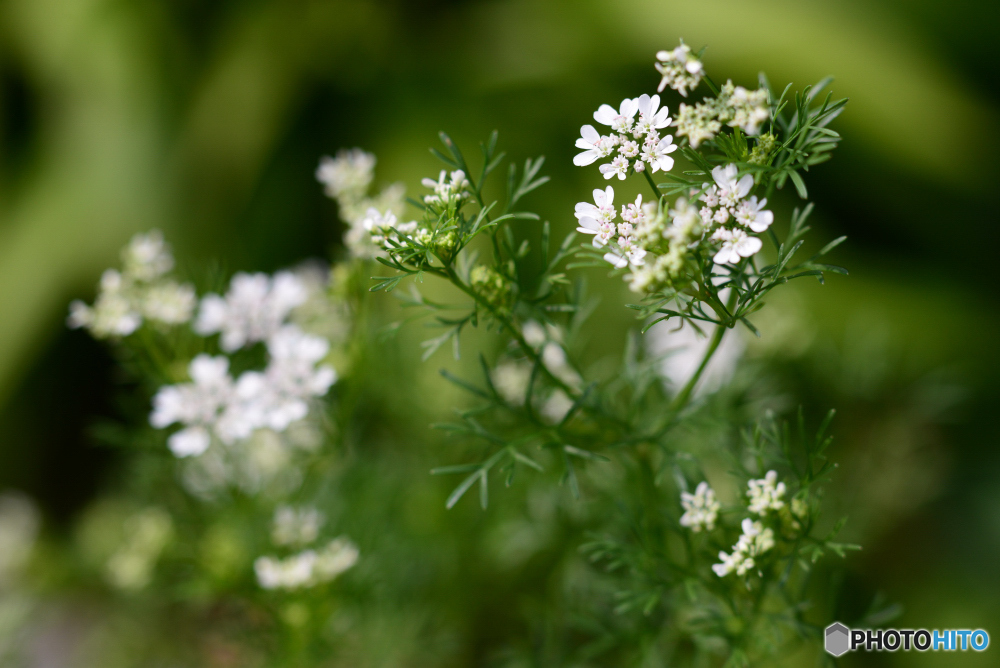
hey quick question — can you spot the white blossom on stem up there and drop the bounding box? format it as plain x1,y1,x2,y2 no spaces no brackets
680,482,721,532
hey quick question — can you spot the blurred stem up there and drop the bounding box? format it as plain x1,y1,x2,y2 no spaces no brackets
667,322,726,414
666,287,738,414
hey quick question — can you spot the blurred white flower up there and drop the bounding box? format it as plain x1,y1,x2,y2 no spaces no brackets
255,537,358,590
316,149,376,202
680,482,720,532
195,271,308,351
492,360,532,406
747,470,787,515
272,506,325,547
646,317,744,396
121,230,174,282
655,43,704,97
150,355,233,457
68,231,196,338
141,281,196,324
712,518,774,577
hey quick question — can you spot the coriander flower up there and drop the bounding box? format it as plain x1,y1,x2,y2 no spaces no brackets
633,94,672,137
655,43,704,97
673,102,721,148
272,506,325,547
747,470,787,515
255,537,359,590
599,155,630,180
711,164,754,208
639,134,678,173
492,360,533,406
594,97,639,135
712,518,775,577
734,196,774,233
711,228,762,265
141,281,197,325
360,207,419,248
195,271,308,351
121,230,174,282
67,270,142,338
680,482,720,532
421,169,471,206
316,149,376,202
150,354,234,457
573,125,615,166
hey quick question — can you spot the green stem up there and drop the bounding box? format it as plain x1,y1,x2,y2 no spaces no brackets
666,321,726,414
640,168,661,201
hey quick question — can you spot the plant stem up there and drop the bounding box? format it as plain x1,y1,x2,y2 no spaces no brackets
666,321,726,414
640,169,661,201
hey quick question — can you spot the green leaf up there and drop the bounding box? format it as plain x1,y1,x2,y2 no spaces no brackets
788,170,808,199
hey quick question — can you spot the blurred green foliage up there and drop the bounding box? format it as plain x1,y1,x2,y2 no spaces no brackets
1,1,999,666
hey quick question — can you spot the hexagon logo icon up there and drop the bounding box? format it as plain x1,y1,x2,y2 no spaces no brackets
825,622,850,657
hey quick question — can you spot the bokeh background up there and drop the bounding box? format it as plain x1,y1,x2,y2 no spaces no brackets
1,0,998,665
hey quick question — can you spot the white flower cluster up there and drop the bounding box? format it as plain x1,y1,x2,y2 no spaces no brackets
254,538,359,591
195,271,308,351
361,207,419,250
151,271,336,459
746,470,786,515
679,482,720,532
271,505,324,547
712,518,775,578
316,149,408,257
655,43,704,97
68,231,196,338
574,94,678,179
702,163,773,265
674,80,770,149
421,169,471,207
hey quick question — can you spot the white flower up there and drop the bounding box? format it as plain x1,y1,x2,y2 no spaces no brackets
727,85,770,135
639,134,678,173
633,94,672,136
316,149,376,201
712,228,762,264
647,313,743,394
713,518,775,577
272,506,325,547
539,390,574,425
680,482,720,532
141,281,196,325
604,240,646,269
255,537,358,590
734,196,774,233
421,170,471,206
573,125,618,166
711,164,754,208
121,230,174,282
492,360,533,406
655,44,704,97
599,155,630,180
673,102,721,148
575,186,616,225
195,271,308,351
150,355,234,457
594,98,639,134
747,470,786,515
